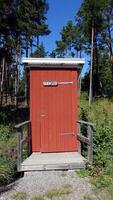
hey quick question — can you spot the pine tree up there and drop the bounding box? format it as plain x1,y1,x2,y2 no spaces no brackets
76,0,107,105
0,0,50,107
31,43,47,57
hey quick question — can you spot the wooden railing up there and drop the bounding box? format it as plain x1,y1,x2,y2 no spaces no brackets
77,120,94,163
15,120,31,171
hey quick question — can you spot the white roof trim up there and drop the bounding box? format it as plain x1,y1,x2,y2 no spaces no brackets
22,58,85,69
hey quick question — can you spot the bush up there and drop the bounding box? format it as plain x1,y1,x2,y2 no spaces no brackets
79,94,113,167
89,100,113,167
0,124,17,186
0,111,7,124
0,157,17,186
79,93,113,197
0,124,13,141
0,107,28,187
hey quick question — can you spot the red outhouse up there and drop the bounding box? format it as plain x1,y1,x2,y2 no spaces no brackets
23,58,85,154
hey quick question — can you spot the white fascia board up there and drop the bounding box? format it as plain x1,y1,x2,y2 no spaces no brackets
22,58,85,67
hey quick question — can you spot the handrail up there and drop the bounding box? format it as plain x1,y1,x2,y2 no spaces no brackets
77,120,94,127
15,120,31,171
15,120,30,129
77,120,94,163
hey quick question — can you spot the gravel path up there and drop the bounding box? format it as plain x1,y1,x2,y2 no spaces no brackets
0,171,94,200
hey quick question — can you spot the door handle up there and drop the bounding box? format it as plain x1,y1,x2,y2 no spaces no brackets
43,81,73,86
40,113,46,117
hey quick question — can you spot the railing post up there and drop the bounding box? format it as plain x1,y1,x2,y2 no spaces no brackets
17,127,23,171
78,123,81,154
15,120,31,171
27,122,31,157
87,125,93,163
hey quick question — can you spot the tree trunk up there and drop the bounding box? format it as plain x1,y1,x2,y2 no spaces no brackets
14,69,17,108
30,35,33,55
0,57,5,105
5,62,8,104
76,50,78,58
10,71,13,104
89,25,94,107
37,36,39,48
25,32,29,106
106,15,113,75
107,15,113,57
93,43,101,96
26,32,29,57
15,37,19,108
80,50,82,58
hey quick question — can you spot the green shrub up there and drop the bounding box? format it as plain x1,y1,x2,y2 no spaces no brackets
0,124,17,186
79,94,113,167
91,160,113,197
0,157,17,186
0,111,7,124
79,94,113,197
0,124,13,141
90,103,113,167
0,107,29,187
79,92,89,120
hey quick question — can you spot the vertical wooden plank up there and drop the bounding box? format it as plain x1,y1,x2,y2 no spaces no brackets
30,69,41,152
72,70,78,151
17,127,23,171
78,123,81,154
87,125,93,163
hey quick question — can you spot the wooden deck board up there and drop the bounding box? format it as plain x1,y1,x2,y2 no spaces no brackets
21,152,86,171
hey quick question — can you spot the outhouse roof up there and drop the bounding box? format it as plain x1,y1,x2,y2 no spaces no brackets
23,58,85,69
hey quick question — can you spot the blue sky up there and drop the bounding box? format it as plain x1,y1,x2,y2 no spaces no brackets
39,0,89,75
40,0,82,52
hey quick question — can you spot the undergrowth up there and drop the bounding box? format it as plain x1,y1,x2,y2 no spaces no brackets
0,123,17,186
79,92,113,197
0,106,29,186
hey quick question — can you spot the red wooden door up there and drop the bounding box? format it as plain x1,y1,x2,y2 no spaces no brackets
30,69,78,152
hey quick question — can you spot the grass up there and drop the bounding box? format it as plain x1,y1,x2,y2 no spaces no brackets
12,192,26,200
31,196,44,200
46,184,72,199
76,169,89,178
82,195,93,200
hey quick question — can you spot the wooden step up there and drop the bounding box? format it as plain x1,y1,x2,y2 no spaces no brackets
20,152,86,171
